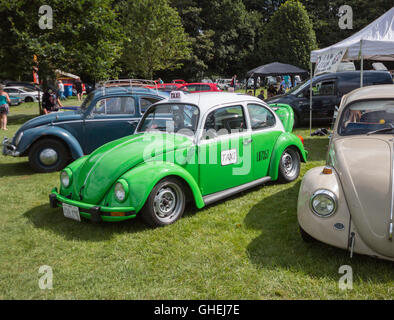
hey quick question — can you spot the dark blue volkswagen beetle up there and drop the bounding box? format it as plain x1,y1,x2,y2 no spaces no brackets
2,85,169,172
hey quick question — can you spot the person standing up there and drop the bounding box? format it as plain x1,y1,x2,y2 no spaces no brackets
0,84,11,130
230,75,237,89
267,84,277,98
57,80,65,100
75,77,83,102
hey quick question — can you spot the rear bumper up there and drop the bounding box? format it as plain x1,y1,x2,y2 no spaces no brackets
49,188,136,222
2,137,20,157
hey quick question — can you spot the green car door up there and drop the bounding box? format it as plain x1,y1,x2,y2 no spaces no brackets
198,105,254,195
247,103,282,180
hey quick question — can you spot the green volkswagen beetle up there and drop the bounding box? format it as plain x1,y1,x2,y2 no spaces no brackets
50,91,307,227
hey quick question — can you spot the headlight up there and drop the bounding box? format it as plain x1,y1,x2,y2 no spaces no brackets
60,169,72,188
14,131,23,146
310,189,337,217
114,180,129,203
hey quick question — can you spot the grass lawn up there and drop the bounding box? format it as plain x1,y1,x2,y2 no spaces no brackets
0,97,393,299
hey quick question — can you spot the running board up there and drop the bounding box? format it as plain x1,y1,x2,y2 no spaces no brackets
203,176,272,206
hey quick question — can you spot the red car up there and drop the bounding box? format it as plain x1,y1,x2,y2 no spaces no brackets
179,83,221,93
172,79,186,84
145,83,183,92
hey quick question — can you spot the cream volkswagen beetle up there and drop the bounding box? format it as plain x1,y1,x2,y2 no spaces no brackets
298,84,394,262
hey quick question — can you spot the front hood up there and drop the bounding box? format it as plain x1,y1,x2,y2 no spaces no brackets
18,111,79,131
334,137,394,257
73,133,193,204
265,94,291,104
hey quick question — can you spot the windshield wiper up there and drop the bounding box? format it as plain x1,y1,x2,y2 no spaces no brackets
367,124,394,135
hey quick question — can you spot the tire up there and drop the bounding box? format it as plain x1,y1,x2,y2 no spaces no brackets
299,225,316,243
140,177,186,227
278,147,301,183
28,138,70,173
24,97,34,103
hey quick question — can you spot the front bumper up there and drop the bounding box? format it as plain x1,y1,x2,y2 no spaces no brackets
2,137,20,157
49,188,136,222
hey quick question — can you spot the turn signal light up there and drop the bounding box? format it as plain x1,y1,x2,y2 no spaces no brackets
322,167,333,175
110,212,125,217
297,135,304,145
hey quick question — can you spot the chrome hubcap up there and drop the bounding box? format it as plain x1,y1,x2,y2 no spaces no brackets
39,148,58,166
153,183,184,222
282,152,296,177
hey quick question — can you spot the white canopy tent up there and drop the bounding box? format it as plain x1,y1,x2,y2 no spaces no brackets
308,7,394,134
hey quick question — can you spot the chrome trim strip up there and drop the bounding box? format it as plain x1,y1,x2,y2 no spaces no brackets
203,176,271,206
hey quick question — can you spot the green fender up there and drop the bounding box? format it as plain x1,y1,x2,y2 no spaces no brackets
269,103,294,133
121,161,205,213
268,132,307,181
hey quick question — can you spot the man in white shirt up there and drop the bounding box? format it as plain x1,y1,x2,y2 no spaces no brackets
57,80,65,100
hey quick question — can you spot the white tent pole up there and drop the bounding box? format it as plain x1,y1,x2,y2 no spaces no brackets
309,61,313,136
360,39,364,87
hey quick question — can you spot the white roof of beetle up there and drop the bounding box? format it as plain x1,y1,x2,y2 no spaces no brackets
158,91,266,114
341,84,394,107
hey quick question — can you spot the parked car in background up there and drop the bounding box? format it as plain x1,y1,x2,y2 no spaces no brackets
145,83,183,92
3,86,41,102
201,79,213,83
266,71,393,127
5,81,41,92
2,83,168,172
8,96,23,106
49,91,306,226
179,82,221,93
172,79,186,85
297,84,394,262
216,78,232,90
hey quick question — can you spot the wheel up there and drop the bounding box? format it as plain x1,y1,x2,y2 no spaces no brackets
140,177,186,227
28,138,70,173
278,147,301,183
299,225,316,243
24,96,34,103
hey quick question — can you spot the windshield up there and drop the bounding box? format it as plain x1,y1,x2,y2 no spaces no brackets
288,80,309,95
339,99,394,136
138,103,200,136
80,92,94,111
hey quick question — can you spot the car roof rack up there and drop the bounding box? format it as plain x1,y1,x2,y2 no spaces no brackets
97,79,159,95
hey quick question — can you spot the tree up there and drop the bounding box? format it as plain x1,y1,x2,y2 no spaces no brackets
198,0,260,76
118,0,191,79
169,0,215,81
243,0,286,21
258,0,317,69
302,0,393,49
0,0,123,86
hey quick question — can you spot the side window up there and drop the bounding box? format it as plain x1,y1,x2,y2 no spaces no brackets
203,105,246,139
247,104,276,130
200,85,211,91
185,85,198,92
93,97,136,115
140,97,159,113
312,80,336,96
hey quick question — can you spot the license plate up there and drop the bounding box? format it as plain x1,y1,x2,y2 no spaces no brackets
62,203,81,222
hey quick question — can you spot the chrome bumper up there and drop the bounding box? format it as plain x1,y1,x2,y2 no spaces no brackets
2,137,20,157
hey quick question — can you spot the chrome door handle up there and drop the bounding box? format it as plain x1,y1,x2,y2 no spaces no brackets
243,139,253,145
128,120,138,125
